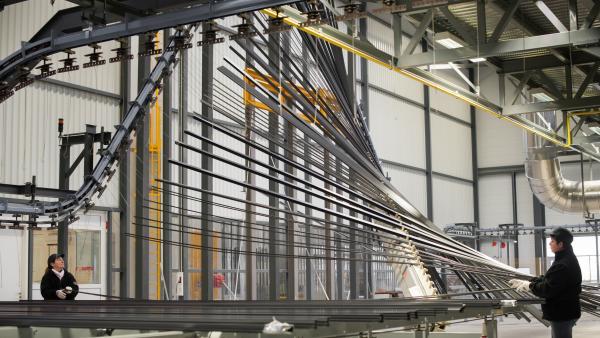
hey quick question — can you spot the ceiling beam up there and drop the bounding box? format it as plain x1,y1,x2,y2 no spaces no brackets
581,0,600,29
490,0,523,42
504,95,600,115
501,51,599,73
394,28,600,68
534,0,568,32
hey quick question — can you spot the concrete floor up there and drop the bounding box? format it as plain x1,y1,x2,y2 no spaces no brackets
445,313,600,338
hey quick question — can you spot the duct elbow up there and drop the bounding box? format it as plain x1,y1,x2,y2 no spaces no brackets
525,149,600,213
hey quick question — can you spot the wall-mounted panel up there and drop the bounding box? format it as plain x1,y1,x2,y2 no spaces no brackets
478,175,512,229
381,163,427,216
430,114,472,180
368,89,425,169
432,176,473,229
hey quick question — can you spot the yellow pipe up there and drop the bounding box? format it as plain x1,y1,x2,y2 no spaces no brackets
261,7,568,148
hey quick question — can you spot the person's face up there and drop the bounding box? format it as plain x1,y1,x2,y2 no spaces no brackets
51,257,64,271
549,238,564,254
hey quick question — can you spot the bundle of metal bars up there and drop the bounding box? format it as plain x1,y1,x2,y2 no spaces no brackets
0,299,540,334
121,2,600,319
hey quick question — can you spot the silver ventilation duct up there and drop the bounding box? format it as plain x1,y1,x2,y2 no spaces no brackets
525,147,600,213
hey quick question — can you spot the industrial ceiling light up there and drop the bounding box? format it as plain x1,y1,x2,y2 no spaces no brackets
469,57,486,63
531,92,554,102
435,32,486,63
434,31,465,49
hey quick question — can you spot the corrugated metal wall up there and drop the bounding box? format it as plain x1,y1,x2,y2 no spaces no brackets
432,176,474,228
476,68,526,168
478,175,513,228
368,90,425,168
0,80,121,207
430,115,472,180
381,163,427,215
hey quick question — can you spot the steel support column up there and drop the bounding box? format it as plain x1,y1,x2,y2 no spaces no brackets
107,211,113,297
162,29,172,300
347,21,359,300
244,28,257,301
533,196,546,275
200,22,214,301
283,32,295,300
268,31,280,301
469,68,480,251
511,172,519,268
135,34,151,300
423,39,433,220
57,142,70,268
177,35,189,301
118,37,131,299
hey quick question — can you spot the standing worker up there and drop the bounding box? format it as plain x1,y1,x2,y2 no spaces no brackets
40,253,79,300
509,227,581,338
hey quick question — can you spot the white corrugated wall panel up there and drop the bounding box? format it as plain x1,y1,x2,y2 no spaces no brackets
516,174,534,226
516,174,536,271
0,0,72,59
476,68,526,167
366,18,423,103
0,0,120,95
432,176,473,229
429,71,470,123
0,81,120,207
478,175,513,229
381,163,427,215
430,114,472,180
368,89,425,168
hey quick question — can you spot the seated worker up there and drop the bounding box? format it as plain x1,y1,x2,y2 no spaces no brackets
40,253,79,300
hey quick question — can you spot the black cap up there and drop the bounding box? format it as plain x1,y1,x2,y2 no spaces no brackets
47,253,64,267
549,227,573,245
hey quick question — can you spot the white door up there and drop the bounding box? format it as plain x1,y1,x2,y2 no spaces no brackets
0,230,24,300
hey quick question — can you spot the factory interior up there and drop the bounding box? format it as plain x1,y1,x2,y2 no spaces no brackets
1,0,600,337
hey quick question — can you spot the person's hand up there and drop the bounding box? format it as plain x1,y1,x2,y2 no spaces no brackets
56,290,67,299
509,279,531,292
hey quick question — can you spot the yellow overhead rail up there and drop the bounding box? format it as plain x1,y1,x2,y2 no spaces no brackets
261,6,592,154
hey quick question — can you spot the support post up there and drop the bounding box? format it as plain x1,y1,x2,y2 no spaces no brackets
135,34,151,300
200,22,214,301
118,37,131,299
178,32,189,300
244,27,257,301
423,39,433,220
57,141,70,268
533,196,546,275
162,29,172,299
469,68,480,251
107,211,113,297
511,172,519,268
268,31,281,301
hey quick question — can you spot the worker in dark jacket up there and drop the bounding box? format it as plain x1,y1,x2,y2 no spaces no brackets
509,227,581,338
40,253,79,300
